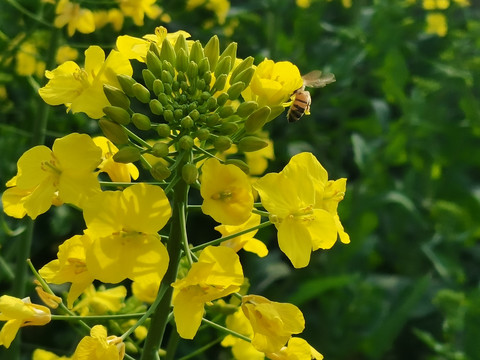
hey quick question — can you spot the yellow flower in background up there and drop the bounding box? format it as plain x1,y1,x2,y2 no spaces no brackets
93,137,139,182
221,308,264,360
83,184,171,284
55,45,79,65
71,325,125,360
253,152,349,268
32,348,71,360
452,0,469,6
423,0,450,9
241,295,305,353
132,278,160,304
116,26,191,62
172,246,244,339
215,213,268,257
0,296,51,348
200,158,254,225
186,0,230,24
72,285,127,316
39,234,95,308
39,45,132,119
426,13,448,36
242,59,303,107
117,0,161,26
15,43,45,77
108,9,125,31
2,133,102,220
265,337,323,360
54,0,95,37
296,0,312,8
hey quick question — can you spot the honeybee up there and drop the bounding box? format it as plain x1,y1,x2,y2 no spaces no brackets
287,70,336,123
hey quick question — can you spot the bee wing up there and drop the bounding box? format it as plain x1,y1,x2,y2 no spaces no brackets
302,71,336,88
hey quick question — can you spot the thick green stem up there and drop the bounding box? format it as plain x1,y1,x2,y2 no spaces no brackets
140,173,189,360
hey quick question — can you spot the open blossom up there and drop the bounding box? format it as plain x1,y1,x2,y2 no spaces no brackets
54,0,95,37
71,325,124,360
2,133,102,220
241,295,305,353
253,152,349,268
83,183,171,284
0,296,51,348
32,348,71,360
38,46,132,119
72,285,127,316
200,158,254,225
172,246,244,339
93,136,139,182
266,337,323,360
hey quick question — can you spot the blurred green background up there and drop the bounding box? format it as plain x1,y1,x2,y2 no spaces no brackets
1,0,480,359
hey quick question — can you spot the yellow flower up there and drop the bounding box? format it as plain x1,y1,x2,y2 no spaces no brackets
215,213,268,257
108,9,125,31
296,0,312,8
132,278,160,304
200,158,254,225
16,43,45,77
93,137,139,182
265,337,323,360
117,0,161,26
221,308,264,360
39,234,95,308
55,45,79,65
72,285,127,316
242,59,303,107
83,184,171,284
2,133,102,220
241,295,305,353
0,296,51,348
426,12,448,36
172,246,244,339
32,348,71,360
71,325,125,360
253,152,349,268
116,26,191,62
39,46,133,119
423,0,450,9
54,0,95,37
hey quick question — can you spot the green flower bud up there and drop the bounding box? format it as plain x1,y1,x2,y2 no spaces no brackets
203,71,212,87
196,79,206,91
181,116,194,129
196,128,210,140
219,105,235,118
132,113,152,131
174,109,184,120
217,92,230,106
245,106,271,133
160,37,176,66
132,83,151,104
99,118,128,145
176,48,189,73
157,123,171,137
237,136,269,152
151,142,169,157
225,159,250,174
211,74,228,93
103,84,130,110
153,79,164,96
164,83,173,95
149,99,163,115
146,50,163,78
149,42,161,58
206,113,220,126
182,163,198,184
103,106,131,125
186,61,198,84
219,42,237,70
172,81,180,92
227,81,246,100
206,96,217,111
231,67,255,87
142,69,156,91
214,56,231,78
150,161,171,181
220,122,239,135
174,34,189,56
230,56,254,84
190,41,205,65
161,70,173,84
162,60,175,79
214,135,232,152
117,74,136,97
267,105,286,122
198,57,210,76
189,109,200,121
163,109,174,123
179,135,194,150
113,146,141,163
158,93,169,106
204,35,220,71
236,101,258,118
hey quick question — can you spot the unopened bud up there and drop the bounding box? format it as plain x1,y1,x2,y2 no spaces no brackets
219,42,237,70
132,83,151,104
189,109,200,121
153,79,164,96
113,146,141,163
190,41,205,64
232,67,255,87
198,57,210,76
99,118,128,145
104,84,130,110
245,106,271,133
179,135,194,150
163,109,174,123
160,38,176,66
206,97,217,111
204,35,220,71
176,48,189,73
219,105,235,118
211,74,227,93
151,142,169,157
117,74,136,97
214,56,231,78
146,50,163,78
196,128,210,140
182,163,198,184
237,136,269,152
225,159,250,174
142,69,156,91
161,70,173,84
227,81,246,100
158,93,169,106
150,162,171,181
230,56,254,84
217,93,229,106
236,101,258,118
174,34,189,56
214,135,232,152
186,61,198,84
206,113,220,126
181,116,194,129
220,122,239,135
149,99,164,115
157,123,171,137
132,113,151,131
103,106,131,125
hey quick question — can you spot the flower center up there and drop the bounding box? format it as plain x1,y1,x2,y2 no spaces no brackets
211,190,233,202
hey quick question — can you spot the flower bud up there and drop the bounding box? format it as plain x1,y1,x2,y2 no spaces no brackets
146,50,163,78
211,74,227,93
220,122,239,135
113,146,141,163
151,142,169,157
214,135,232,152
163,83,173,95
227,81,246,100
117,74,136,97
149,42,161,58
214,56,231,78
162,60,175,77
206,113,220,126
236,101,258,118
237,136,269,152
176,48,189,73
158,93,169,106
160,38,176,66
219,42,237,70
230,56,254,84
150,162,171,181
163,109,174,123
99,118,128,144
231,67,255,87
189,109,200,121
206,96,217,111
103,84,130,110
186,61,198,84
132,83,151,104
245,106,271,133
132,113,152,131
103,106,131,125
149,99,164,115
204,35,220,71
182,163,198,184
217,93,229,106
198,57,210,76
153,79,164,96
196,128,210,140
179,135,194,150
225,159,250,174
161,70,173,84
181,116,194,129
157,123,171,137
219,105,235,118
174,109,184,120
190,41,205,64
174,34,189,56
142,69,156,91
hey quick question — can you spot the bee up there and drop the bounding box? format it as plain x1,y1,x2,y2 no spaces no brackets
287,70,336,123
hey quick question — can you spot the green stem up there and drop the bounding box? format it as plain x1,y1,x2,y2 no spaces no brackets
201,318,252,342
140,169,189,360
51,313,145,321
5,0,53,27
